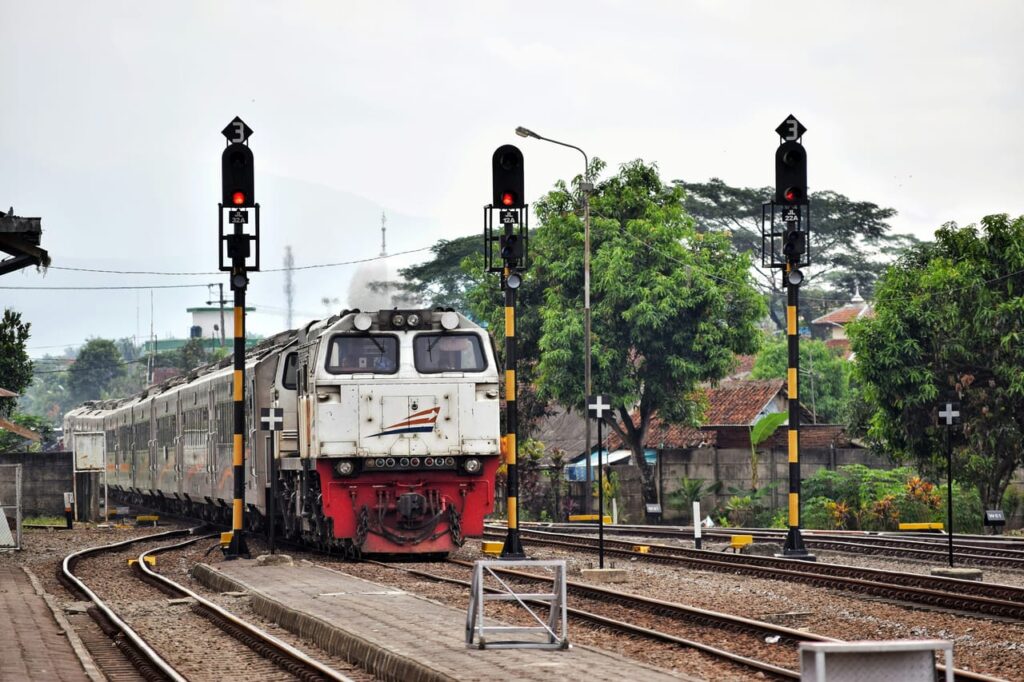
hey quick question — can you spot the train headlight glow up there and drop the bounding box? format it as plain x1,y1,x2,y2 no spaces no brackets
406,313,420,327
463,457,482,474
440,312,459,330
335,460,356,476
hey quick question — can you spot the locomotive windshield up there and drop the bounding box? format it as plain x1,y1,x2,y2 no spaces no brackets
326,335,399,374
413,333,486,373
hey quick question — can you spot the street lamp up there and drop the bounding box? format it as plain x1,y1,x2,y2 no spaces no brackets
515,125,596,513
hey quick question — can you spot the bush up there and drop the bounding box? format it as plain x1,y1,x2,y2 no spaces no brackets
801,464,983,532
801,497,837,530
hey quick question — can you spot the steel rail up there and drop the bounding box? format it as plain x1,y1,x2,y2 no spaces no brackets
139,538,353,682
60,528,196,682
520,522,1024,566
447,560,1001,682
367,560,803,680
492,528,1024,619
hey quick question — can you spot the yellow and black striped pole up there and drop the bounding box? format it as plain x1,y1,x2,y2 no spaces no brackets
782,259,811,559
226,226,250,559
501,256,526,559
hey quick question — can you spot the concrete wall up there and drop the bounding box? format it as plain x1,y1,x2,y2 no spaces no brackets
0,451,74,517
656,446,892,522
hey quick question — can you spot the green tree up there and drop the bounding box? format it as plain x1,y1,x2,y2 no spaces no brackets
0,413,53,453
17,357,71,420
532,161,765,503
68,339,125,404
751,337,852,423
466,233,551,437
0,309,33,417
678,179,914,328
848,214,1024,509
395,234,482,311
176,338,210,372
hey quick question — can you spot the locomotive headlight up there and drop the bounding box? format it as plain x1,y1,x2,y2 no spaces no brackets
335,459,356,476
354,313,373,331
440,311,459,330
406,313,420,327
463,457,482,474
391,313,405,327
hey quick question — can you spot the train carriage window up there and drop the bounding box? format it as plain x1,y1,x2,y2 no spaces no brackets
413,333,487,373
325,335,399,374
282,352,298,390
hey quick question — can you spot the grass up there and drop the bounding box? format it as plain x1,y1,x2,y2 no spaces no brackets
22,515,66,526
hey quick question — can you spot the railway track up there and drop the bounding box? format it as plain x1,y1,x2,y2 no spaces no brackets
525,522,1024,569
60,527,353,682
489,526,1024,620
366,558,998,682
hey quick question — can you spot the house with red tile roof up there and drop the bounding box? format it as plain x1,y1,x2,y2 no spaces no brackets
605,379,818,451
810,288,873,359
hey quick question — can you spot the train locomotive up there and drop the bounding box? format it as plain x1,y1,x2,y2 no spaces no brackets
64,309,502,556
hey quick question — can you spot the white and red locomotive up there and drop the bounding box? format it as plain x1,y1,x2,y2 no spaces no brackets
64,309,501,556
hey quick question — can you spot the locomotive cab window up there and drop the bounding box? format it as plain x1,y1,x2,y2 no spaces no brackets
413,333,486,373
281,352,298,390
325,335,399,374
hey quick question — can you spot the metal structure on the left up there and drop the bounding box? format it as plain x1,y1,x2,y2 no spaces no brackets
0,464,22,550
219,116,259,559
466,559,568,649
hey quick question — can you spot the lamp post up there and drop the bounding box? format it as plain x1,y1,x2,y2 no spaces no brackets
515,126,595,514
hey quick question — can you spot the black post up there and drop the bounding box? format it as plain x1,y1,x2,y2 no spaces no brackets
226,222,250,559
947,427,954,568
501,256,525,559
268,427,277,555
782,258,811,559
597,416,604,569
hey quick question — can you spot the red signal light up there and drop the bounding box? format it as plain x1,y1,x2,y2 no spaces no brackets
501,192,515,206
784,189,796,202
232,191,246,206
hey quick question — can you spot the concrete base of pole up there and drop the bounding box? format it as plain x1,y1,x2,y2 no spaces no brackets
581,568,627,583
776,551,818,561
930,567,983,581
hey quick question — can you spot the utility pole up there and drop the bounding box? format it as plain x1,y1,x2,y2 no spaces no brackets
207,283,227,347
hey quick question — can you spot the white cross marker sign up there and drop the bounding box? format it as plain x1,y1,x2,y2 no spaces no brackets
587,394,613,421
260,407,284,432
939,402,961,426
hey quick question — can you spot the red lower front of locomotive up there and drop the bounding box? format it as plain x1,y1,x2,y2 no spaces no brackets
316,456,500,554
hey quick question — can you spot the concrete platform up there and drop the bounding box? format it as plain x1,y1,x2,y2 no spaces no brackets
0,566,95,682
193,559,689,682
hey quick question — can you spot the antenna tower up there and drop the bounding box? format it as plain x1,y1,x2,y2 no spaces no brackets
284,245,294,329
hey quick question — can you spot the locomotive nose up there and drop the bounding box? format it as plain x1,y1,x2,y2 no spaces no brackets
396,493,427,520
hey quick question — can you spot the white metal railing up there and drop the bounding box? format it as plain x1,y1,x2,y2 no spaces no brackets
0,464,22,550
465,559,568,650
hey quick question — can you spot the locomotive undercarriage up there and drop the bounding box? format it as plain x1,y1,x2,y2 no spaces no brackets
106,464,473,560
274,466,466,558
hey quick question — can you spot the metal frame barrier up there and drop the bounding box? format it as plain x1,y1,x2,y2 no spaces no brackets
0,464,23,550
799,640,953,681
466,559,568,650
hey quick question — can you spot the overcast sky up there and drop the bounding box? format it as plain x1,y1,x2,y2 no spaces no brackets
2,1,1022,356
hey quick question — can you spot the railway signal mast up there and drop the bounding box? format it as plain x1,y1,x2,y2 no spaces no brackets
762,115,815,561
219,116,260,559
485,144,528,559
